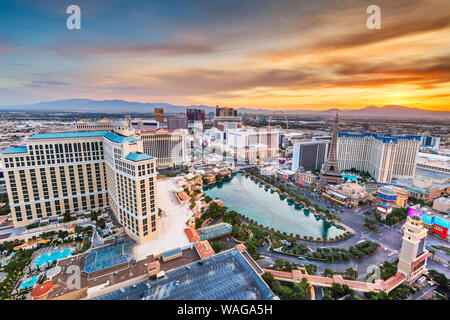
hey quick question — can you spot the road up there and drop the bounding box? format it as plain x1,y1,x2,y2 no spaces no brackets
408,284,438,300
313,286,323,300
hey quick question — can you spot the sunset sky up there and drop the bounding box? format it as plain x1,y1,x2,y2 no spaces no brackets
0,0,449,111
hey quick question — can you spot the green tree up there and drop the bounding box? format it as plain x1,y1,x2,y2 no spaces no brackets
262,272,274,286
284,260,293,272
322,268,334,278
428,269,449,288
366,291,389,300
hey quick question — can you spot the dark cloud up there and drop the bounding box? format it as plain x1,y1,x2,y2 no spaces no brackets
24,80,69,88
65,43,217,56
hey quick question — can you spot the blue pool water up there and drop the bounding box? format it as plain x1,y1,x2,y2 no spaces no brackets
342,174,359,181
204,173,345,239
20,275,39,289
33,248,73,267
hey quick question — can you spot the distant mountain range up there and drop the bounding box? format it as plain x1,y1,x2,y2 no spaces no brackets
0,99,448,119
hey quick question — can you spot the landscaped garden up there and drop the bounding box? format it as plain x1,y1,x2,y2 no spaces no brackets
276,240,380,262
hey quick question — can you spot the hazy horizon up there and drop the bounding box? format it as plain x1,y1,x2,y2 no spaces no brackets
2,98,449,114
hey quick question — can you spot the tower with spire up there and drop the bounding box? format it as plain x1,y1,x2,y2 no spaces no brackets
317,112,342,189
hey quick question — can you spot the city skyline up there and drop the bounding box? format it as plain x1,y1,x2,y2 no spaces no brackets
1,0,450,111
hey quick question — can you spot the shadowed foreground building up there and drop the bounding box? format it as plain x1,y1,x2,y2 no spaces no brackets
1,124,158,244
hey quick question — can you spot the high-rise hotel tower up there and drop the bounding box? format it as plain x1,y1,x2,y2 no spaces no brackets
337,133,420,183
1,123,158,244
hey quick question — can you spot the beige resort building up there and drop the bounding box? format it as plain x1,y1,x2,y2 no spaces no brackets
1,124,158,244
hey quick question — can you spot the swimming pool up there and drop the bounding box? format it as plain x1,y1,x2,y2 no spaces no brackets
20,275,39,289
342,174,359,181
33,248,73,267
204,173,345,239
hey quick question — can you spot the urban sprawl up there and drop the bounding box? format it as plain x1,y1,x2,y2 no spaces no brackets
0,106,448,301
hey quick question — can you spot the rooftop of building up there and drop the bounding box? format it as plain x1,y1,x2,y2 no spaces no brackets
416,153,450,170
139,128,182,134
46,242,201,299
2,131,140,155
434,197,450,204
28,131,110,140
184,228,200,242
103,131,139,143
227,127,280,134
378,186,398,195
389,176,450,194
161,247,182,259
125,152,153,162
409,207,449,226
25,130,140,144
197,222,232,241
94,248,275,300
194,240,215,259
30,281,54,299
83,240,134,274
415,168,450,181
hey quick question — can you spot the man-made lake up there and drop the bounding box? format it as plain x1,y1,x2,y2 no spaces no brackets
204,173,346,239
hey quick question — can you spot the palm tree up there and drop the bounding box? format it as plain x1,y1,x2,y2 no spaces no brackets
429,249,436,260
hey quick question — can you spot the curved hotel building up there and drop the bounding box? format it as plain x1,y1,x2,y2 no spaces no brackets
337,133,420,183
139,129,187,168
1,124,158,244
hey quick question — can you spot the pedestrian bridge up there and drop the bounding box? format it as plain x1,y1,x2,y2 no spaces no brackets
263,268,406,294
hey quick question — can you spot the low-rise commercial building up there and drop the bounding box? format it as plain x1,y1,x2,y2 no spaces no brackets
408,207,449,241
